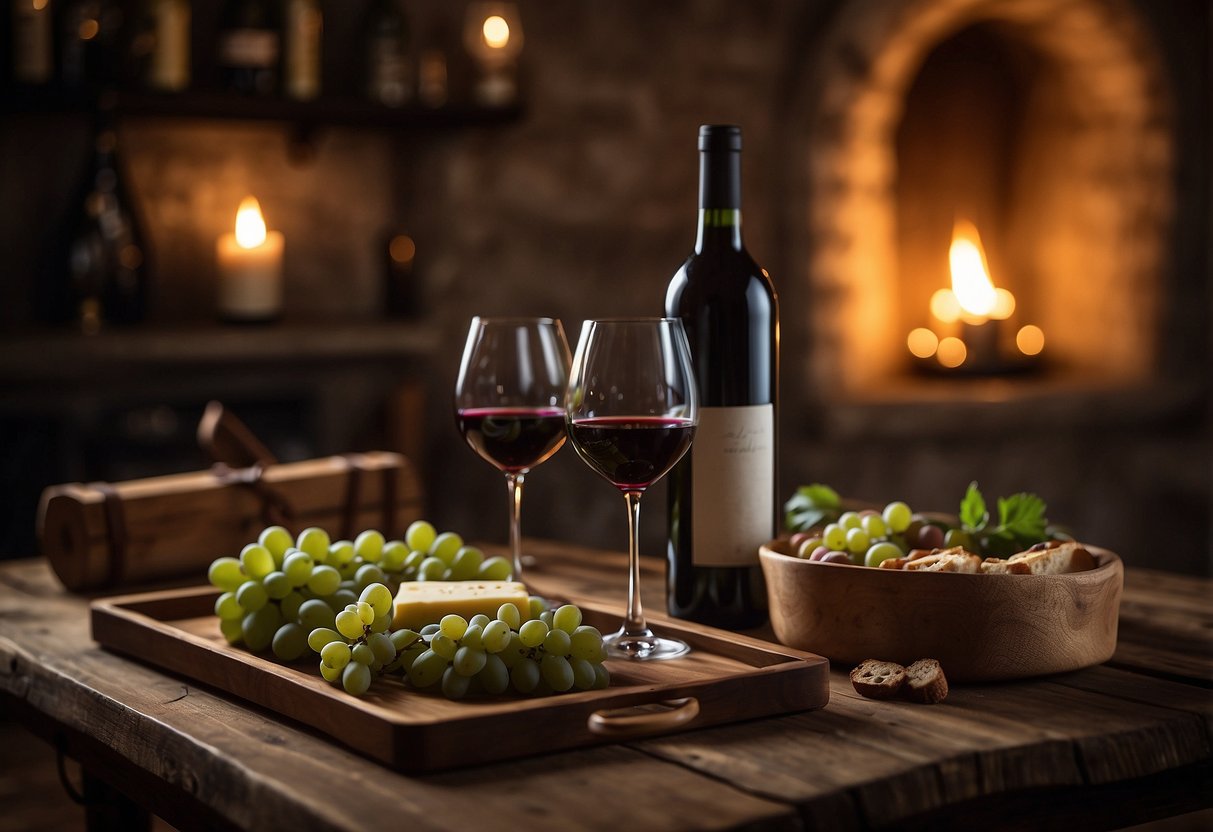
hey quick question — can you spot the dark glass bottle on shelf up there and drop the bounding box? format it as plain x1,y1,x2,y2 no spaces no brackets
37,98,150,332
11,0,55,86
59,0,124,90
364,0,412,107
215,0,280,95
664,125,778,630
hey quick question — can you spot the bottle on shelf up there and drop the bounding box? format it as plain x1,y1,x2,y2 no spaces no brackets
364,0,412,107
664,124,779,630
11,0,55,85
37,96,150,332
284,0,320,100
148,0,189,91
59,0,124,90
215,0,280,96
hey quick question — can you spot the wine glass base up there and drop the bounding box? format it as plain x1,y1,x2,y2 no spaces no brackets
604,627,690,661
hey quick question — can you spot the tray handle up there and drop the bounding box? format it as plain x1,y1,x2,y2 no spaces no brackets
586,697,700,738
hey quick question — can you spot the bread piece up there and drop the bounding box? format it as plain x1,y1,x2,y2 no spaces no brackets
979,557,1032,575
1003,541,1097,575
878,557,910,570
904,548,982,573
903,659,949,704
850,660,906,699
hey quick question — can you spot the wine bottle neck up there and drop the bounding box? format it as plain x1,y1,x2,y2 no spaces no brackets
696,148,743,252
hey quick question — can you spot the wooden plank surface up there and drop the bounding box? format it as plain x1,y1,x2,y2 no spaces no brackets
1,545,1212,832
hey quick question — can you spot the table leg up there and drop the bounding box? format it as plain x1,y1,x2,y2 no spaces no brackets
82,768,152,832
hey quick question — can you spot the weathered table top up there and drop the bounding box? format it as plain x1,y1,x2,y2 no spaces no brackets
1,543,1210,831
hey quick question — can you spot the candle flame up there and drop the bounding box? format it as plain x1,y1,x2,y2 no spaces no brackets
949,220,997,319
235,196,267,249
483,15,510,49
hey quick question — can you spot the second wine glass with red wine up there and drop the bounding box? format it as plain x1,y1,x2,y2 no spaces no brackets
455,317,572,583
565,318,698,660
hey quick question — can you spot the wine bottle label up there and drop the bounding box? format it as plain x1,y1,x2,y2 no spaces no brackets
690,404,774,566
218,30,280,68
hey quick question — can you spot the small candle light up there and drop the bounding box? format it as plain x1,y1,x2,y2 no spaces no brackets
464,1,523,107
216,196,284,322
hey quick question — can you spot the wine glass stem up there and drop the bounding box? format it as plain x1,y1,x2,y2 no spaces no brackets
506,471,526,582
622,490,648,636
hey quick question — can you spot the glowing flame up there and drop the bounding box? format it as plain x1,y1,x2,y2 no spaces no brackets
483,15,510,49
235,196,267,249
949,220,997,319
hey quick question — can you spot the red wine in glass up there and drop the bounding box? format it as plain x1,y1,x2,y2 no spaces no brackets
457,406,566,473
567,417,695,491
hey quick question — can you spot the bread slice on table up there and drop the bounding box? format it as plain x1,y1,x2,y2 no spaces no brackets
903,547,982,573
849,660,906,699
980,541,1096,575
903,659,949,704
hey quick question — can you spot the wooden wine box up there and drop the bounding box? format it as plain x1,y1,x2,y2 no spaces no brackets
38,451,424,592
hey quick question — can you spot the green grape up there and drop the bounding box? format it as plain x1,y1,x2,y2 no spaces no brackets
510,658,540,693
320,641,351,669
283,552,314,587
307,627,343,652
352,601,373,625
463,625,486,652
215,592,243,620
320,662,342,683
862,514,888,540
259,526,294,565
592,663,611,690
342,661,372,696
296,527,331,563
449,546,484,580
482,620,511,653
408,649,448,688
351,643,375,666
328,540,355,566
469,613,491,629
219,617,243,645
208,557,245,591
403,550,426,572
405,520,437,553
439,614,468,640
441,666,471,700
280,591,305,624
419,623,441,637
240,544,275,580
354,564,386,590
838,511,863,530
431,635,458,659
944,528,973,550
360,584,394,619
429,532,464,565
369,613,391,634
305,565,340,597
337,562,359,582
367,632,396,665
496,603,521,631
540,655,574,692
236,580,268,613
499,633,526,669
396,645,425,674
570,626,606,662
519,619,548,648
528,597,546,620
298,599,336,631
262,571,291,600
380,540,409,571
864,542,903,568
335,610,365,640
417,557,446,581
823,524,847,551
328,589,357,611
796,537,824,559
570,657,596,690
478,556,512,581
543,629,571,657
553,604,582,633
272,623,308,661
241,606,279,652
389,628,420,653
453,645,487,677
539,610,554,628
845,528,870,554
354,529,385,562
883,501,913,534
477,654,509,695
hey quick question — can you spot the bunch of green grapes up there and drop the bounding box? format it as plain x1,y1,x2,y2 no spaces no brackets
306,583,407,695
793,502,963,567
393,602,611,700
387,520,514,583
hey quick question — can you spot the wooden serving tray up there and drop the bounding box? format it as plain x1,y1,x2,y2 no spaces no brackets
91,587,829,773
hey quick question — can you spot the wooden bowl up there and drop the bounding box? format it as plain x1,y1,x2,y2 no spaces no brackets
759,540,1123,682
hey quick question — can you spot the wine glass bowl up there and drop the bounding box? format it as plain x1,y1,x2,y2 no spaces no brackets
565,318,698,660
455,317,572,583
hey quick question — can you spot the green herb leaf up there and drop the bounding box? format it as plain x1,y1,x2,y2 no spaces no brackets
798,484,840,509
997,492,1048,542
783,484,842,532
959,481,989,532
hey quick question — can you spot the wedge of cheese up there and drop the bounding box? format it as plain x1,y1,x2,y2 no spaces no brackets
392,581,530,630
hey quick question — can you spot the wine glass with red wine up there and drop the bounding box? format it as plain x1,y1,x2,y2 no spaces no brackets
565,318,698,660
455,317,572,583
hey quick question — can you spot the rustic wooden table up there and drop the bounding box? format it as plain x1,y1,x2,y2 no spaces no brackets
0,541,1210,831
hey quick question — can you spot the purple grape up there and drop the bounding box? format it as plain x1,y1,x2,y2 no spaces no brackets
809,546,831,561
820,551,852,564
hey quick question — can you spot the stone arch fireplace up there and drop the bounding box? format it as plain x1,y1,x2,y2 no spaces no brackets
791,0,1173,392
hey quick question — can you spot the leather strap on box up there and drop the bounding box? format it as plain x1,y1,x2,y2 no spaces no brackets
212,463,295,531
92,482,128,587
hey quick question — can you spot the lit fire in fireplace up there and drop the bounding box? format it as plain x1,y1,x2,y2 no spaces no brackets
907,220,1044,372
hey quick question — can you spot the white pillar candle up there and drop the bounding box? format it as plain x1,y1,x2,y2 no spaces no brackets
216,196,284,321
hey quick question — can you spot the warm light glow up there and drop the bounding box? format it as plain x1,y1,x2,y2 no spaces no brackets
389,234,416,264
949,220,997,319
79,18,99,40
930,288,961,324
1016,325,1045,356
937,337,967,368
907,328,939,359
483,15,510,48
991,287,1016,320
234,196,268,249
32,0,49,10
